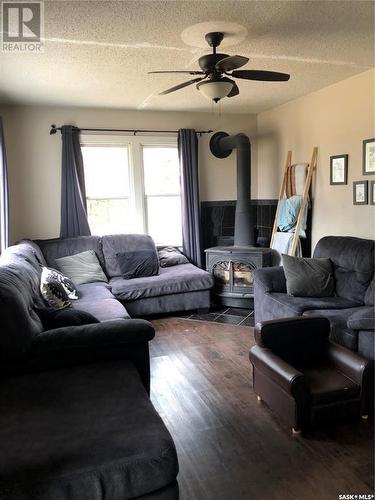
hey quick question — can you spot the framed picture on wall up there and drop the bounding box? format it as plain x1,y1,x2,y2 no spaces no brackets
363,138,375,175
370,180,375,205
353,180,368,205
330,154,348,185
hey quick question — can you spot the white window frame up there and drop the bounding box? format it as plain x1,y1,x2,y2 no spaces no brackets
80,134,180,243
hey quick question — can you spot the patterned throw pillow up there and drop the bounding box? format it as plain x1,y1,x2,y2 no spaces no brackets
40,267,78,309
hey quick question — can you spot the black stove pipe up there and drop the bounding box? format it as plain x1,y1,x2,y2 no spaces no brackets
209,132,255,246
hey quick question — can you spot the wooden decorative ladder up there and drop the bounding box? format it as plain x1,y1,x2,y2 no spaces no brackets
270,147,318,256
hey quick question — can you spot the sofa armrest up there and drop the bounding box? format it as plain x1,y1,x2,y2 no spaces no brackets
254,316,330,348
252,267,287,293
4,320,155,393
347,307,375,331
249,344,309,397
326,342,373,385
31,319,155,352
327,342,374,414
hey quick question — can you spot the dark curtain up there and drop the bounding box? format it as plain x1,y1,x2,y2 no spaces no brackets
178,129,202,268
0,117,9,252
60,126,91,238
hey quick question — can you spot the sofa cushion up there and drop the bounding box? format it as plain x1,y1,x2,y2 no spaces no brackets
102,234,157,278
303,307,364,351
268,292,361,316
110,263,214,302
347,307,375,331
56,250,108,285
34,236,105,270
76,282,113,301
313,236,374,303
125,290,211,317
303,365,360,405
73,283,130,321
0,360,178,499
364,278,374,306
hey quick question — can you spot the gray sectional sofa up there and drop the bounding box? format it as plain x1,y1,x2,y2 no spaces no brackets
253,236,375,360
33,233,214,319
0,237,180,499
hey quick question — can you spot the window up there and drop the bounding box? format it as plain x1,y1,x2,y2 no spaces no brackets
81,136,182,246
82,146,131,236
143,146,181,246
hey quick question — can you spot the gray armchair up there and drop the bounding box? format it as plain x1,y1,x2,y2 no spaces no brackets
253,236,374,359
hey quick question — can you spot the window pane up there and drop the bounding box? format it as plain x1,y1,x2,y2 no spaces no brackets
143,147,180,195
87,198,132,236
82,146,129,198
146,196,182,246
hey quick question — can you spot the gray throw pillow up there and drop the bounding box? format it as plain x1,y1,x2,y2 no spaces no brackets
282,254,335,297
158,247,189,267
116,250,159,279
55,250,108,286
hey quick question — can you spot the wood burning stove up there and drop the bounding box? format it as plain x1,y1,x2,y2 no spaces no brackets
205,246,272,308
205,132,273,308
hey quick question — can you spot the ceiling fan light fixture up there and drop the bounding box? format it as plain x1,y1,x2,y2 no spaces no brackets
196,79,233,103
150,31,291,101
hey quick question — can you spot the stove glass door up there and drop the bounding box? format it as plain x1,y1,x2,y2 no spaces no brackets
233,262,253,288
212,261,231,286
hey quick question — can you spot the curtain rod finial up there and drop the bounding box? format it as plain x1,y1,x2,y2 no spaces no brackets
50,125,57,135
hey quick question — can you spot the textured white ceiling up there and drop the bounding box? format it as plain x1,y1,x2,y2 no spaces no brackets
0,0,374,113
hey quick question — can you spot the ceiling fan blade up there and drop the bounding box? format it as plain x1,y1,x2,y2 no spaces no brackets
232,70,290,81
159,77,204,95
215,55,249,72
228,82,239,98
149,70,205,75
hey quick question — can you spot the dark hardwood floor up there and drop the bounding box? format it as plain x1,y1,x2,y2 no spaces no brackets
149,318,374,500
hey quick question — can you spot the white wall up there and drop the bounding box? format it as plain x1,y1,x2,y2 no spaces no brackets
257,69,375,248
0,105,257,242
2,69,374,247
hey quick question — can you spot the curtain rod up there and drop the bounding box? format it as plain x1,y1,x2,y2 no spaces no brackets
49,125,213,136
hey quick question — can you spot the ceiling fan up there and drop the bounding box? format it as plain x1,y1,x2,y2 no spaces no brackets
149,32,290,103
